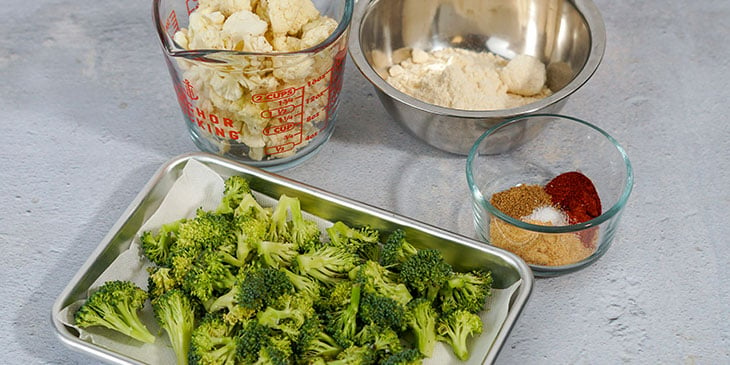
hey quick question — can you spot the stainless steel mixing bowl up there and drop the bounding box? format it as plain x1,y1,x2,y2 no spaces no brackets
349,0,606,155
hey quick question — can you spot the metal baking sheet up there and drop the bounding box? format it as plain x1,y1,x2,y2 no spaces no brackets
51,152,533,365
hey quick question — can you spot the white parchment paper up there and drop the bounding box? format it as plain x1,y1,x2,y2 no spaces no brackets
61,159,521,365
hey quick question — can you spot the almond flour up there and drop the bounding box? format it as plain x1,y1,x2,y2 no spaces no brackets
385,48,552,110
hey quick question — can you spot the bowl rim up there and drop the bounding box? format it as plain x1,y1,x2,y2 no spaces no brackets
465,113,634,235
348,0,606,117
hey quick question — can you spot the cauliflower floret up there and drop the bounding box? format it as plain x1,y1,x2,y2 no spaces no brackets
198,0,254,16
273,54,314,82
300,17,338,48
256,0,320,37
185,10,227,49
272,36,302,52
209,70,244,101
221,10,268,50
173,29,189,49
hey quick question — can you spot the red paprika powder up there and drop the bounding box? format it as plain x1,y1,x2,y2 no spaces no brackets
544,171,601,224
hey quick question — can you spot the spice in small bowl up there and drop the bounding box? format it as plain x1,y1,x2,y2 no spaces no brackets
466,114,633,277
488,172,601,267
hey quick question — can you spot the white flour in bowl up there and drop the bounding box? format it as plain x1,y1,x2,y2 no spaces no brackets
385,48,552,110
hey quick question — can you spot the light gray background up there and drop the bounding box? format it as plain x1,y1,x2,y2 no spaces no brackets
1,0,728,364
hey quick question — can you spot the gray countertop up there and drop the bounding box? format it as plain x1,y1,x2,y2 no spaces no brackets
1,0,728,363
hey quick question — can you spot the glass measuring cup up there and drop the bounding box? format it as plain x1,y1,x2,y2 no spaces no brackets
154,0,353,171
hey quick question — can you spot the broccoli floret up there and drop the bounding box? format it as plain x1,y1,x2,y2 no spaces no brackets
237,319,274,363
140,218,185,267
358,292,407,332
257,293,315,339
380,229,418,268
147,266,179,299
253,239,299,269
206,264,293,319
326,222,381,261
171,210,238,281
74,280,155,344
325,283,361,347
350,260,412,306
296,316,344,361
438,270,493,314
216,175,251,215
281,267,322,300
436,310,483,361
254,339,292,365
354,324,402,357
294,246,361,286
399,249,453,302
267,194,321,251
151,289,197,365
233,193,272,222
183,250,239,303
267,194,297,243
233,215,269,265
237,265,294,312
189,313,238,365
381,348,423,365
327,345,377,365
405,298,438,357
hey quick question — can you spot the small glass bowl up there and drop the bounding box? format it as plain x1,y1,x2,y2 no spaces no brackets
466,114,633,277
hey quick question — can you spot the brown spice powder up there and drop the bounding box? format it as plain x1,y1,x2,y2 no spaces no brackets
490,184,553,219
489,217,597,266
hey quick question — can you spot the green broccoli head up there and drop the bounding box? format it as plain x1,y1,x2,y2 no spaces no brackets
399,249,453,302
326,222,381,261
233,192,271,222
350,260,412,306
405,298,438,357
380,229,418,268
74,280,155,344
237,319,274,364
281,267,322,301
439,270,493,314
257,293,315,339
216,175,251,215
354,324,403,358
189,313,238,365
151,289,198,365
235,265,294,312
436,309,484,361
171,210,237,281
182,249,239,303
358,292,407,332
253,239,299,269
147,266,179,299
324,283,361,347
327,345,377,365
294,246,361,287
233,215,268,264
381,348,424,365
140,218,185,267
295,316,344,362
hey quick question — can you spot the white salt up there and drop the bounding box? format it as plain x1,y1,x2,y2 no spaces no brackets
521,205,568,226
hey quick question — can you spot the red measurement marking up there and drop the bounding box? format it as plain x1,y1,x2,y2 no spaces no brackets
305,130,319,141
263,121,299,136
165,10,180,34
186,0,199,15
261,104,298,119
252,87,300,103
266,142,295,155
182,79,198,100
